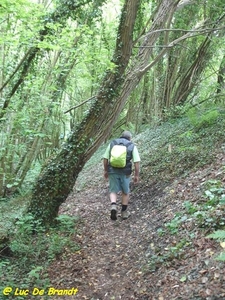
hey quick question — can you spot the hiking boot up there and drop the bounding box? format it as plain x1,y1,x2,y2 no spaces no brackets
111,204,117,220
121,210,130,220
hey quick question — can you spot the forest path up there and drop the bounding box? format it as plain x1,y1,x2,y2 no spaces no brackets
49,152,225,300
57,180,162,299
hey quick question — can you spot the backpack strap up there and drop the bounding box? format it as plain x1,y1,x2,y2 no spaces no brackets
109,138,133,153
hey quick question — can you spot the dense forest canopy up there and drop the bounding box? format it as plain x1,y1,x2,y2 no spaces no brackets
0,0,224,225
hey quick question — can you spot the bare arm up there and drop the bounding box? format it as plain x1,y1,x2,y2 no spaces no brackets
134,161,140,184
103,158,109,179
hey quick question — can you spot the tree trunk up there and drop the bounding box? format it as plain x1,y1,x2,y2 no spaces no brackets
28,0,181,226
217,54,225,95
171,36,212,106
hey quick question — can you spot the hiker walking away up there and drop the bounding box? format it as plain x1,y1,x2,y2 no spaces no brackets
103,131,140,220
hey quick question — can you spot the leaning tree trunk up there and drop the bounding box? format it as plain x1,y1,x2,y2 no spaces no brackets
171,36,212,106
28,0,181,226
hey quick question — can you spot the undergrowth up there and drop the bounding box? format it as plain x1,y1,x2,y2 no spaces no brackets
140,107,225,183
148,179,225,271
0,214,80,300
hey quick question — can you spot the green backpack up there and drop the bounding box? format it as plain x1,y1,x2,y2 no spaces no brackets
109,140,133,168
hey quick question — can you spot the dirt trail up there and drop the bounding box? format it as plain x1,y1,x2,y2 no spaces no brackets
49,152,225,300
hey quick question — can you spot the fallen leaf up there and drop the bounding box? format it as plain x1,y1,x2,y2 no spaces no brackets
202,277,209,284
180,275,187,282
220,242,225,248
205,289,212,295
214,272,220,279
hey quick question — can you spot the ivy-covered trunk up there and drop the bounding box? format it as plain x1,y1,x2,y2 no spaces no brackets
27,136,86,225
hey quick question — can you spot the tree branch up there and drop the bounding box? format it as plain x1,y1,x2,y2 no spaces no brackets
64,96,96,114
138,25,225,43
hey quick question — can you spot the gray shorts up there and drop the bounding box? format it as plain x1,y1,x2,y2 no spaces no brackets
108,174,131,194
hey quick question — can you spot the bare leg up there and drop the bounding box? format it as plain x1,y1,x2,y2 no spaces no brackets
110,192,117,220
122,192,129,205
109,192,117,203
121,192,130,219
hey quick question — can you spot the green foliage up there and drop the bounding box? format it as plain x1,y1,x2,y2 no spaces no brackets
207,230,225,240
148,239,190,272
186,107,219,130
0,213,80,298
165,213,187,234
151,177,225,271
9,213,80,262
164,179,225,235
56,214,80,233
206,179,225,260
137,116,222,186
207,230,225,262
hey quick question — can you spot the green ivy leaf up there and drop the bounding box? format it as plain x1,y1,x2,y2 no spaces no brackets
180,275,187,282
